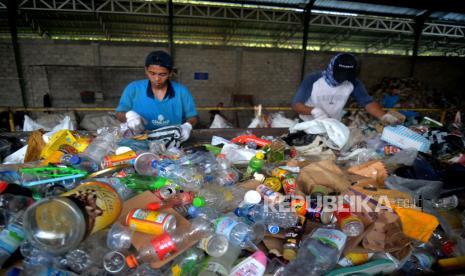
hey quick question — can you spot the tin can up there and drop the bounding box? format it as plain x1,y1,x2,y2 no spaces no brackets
297,200,335,225
125,209,176,236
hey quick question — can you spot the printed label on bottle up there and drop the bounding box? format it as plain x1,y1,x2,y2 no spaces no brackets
197,236,213,252
414,253,434,269
311,228,347,251
204,261,228,276
230,257,266,276
63,181,122,236
215,217,239,239
151,233,177,260
0,224,25,254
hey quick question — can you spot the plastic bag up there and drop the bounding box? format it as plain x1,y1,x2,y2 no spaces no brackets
80,113,120,131
220,143,257,165
270,112,298,128
385,175,443,201
290,118,350,149
210,114,233,128
23,114,76,132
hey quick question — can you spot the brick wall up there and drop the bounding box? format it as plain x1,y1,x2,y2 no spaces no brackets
1,39,464,126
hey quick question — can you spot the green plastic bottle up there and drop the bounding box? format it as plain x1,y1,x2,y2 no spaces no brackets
121,174,172,192
244,152,265,178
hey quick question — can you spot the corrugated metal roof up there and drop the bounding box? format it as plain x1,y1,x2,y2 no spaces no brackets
314,0,423,16
430,12,465,23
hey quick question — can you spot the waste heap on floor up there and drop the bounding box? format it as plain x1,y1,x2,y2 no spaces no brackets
0,113,464,276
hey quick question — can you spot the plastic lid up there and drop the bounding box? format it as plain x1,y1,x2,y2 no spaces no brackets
115,146,133,155
217,154,226,159
171,265,182,276
0,181,8,194
69,155,81,165
267,225,280,235
193,197,205,207
147,202,161,210
126,255,139,268
255,152,265,160
243,191,261,205
23,197,86,255
283,248,297,261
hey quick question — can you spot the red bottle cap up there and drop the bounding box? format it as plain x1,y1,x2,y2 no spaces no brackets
147,202,162,210
0,181,7,194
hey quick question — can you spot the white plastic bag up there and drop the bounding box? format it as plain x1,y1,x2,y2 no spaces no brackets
270,112,298,128
80,113,120,131
210,114,233,128
289,118,350,149
23,115,76,132
220,143,257,165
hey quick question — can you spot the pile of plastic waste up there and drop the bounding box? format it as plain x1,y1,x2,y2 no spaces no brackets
0,111,464,276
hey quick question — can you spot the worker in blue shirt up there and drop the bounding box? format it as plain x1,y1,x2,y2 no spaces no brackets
116,51,198,141
292,53,399,124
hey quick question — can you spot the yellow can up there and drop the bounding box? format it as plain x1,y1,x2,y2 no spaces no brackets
125,209,177,236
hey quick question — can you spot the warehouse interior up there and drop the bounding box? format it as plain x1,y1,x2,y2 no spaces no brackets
0,0,465,128
2,1,465,275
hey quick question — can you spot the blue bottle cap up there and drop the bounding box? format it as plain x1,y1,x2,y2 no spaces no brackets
187,206,198,217
267,225,280,235
69,155,81,165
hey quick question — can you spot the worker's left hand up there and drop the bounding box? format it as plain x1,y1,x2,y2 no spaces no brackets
180,122,193,142
381,113,401,125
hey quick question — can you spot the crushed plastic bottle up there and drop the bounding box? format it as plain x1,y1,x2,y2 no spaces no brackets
284,228,347,275
0,212,25,267
234,203,299,228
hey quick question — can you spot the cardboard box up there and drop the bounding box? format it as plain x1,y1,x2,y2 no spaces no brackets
118,191,193,268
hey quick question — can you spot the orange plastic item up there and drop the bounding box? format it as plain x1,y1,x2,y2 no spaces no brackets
231,135,272,147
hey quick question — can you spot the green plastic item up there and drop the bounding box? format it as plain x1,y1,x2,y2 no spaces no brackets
193,197,206,207
121,174,172,191
203,144,222,155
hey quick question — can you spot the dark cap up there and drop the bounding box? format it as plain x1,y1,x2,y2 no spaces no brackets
145,51,173,69
333,53,357,83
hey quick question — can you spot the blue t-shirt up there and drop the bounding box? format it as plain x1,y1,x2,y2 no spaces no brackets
116,80,198,130
292,72,374,108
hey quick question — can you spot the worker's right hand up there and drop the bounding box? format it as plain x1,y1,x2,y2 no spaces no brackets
311,107,329,120
125,111,146,134
381,113,400,125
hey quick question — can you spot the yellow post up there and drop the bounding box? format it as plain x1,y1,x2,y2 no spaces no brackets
8,111,15,132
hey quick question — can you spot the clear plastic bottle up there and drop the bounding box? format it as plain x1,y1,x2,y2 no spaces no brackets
133,152,161,176
432,195,459,209
214,213,260,249
215,154,239,187
0,212,25,267
0,193,33,213
198,244,242,276
103,250,132,274
121,174,173,192
126,217,214,268
22,265,79,276
107,223,135,251
256,184,284,205
244,152,265,178
62,154,99,173
147,192,194,211
83,128,119,164
197,234,229,257
170,247,206,276
334,204,364,237
401,250,435,274
283,228,347,275
195,184,247,213
234,203,299,228
188,205,222,222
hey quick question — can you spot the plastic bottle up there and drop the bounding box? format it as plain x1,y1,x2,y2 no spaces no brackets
334,204,364,237
126,217,214,267
215,154,239,187
198,244,242,276
0,194,33,213
195,184,247,213
432,195,459,209
0,181,32,197
214,213,260,249
0,212,25,268
170,247,206,276
401,250,435,274
103,250,132,274
284,228,347,275
121,174,172,192
198,234,229,257
106,223,135,251
83,128,119,164
229,250,267,276
188,205,222,222
62,154,99,173
133,152,161,176
256,185,283,205
22,265,78,276
244,152,265,178
147,192,194,211
234,203,299,228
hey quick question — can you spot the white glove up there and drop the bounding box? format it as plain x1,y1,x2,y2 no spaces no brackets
311,107,328,120
180,122,193,142
381,113,400,125
125,111,145,134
